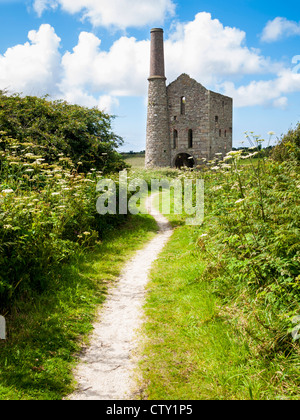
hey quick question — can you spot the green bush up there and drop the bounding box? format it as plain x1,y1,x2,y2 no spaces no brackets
0,92,128,310
0,138,126,309
0,90,127,174
196,143,300,357
272,122,300,163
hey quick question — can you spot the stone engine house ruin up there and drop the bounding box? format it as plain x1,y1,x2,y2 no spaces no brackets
145,28,233,168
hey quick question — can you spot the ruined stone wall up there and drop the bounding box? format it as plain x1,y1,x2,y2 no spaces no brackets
208,91,233,159
145,28,171,168
145,77,171,168
167,74,210,166
145,28,233,168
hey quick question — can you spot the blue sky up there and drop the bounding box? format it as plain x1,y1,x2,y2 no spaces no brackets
0,0,299,151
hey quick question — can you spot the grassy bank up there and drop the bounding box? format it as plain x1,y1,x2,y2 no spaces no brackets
137,149,299,400
122,153,145,169
138,223,299,400
0,213,157,400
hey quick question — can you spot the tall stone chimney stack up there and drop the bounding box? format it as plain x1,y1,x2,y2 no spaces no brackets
145,28,171,168
149,28,165,78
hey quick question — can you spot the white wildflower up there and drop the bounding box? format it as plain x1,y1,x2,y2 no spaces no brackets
223,155,233,161
3,224,13,229
226,150,242,157
34,158,45,164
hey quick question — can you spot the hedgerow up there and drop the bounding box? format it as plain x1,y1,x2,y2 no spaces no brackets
272,122,300,163
0,90,127,174
197,133,300,359
0,93,127,310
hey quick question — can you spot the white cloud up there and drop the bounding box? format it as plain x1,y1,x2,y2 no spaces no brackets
33,0,175,29
59,32,149,99
261,17,300,42
33,0,58,17
273,96,288,109
164,13,270,85
61,86,119,113
98,95,120,113
1,14,300,112
221,70,300,108
59,12,271,103
0,24,61,96
62,87,99,108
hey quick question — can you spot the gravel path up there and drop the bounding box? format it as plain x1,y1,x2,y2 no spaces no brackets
68,194,173,400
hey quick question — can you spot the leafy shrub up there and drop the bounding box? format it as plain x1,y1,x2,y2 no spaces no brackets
196,142,300,357
272,122,300,163
0,140,126,309
0,93,128,310
0,90,127,174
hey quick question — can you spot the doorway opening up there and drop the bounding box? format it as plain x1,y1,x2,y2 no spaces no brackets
174,153,195,169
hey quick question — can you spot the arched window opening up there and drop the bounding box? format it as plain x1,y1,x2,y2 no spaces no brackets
215,115,218,123
173,129,178,149
180,96,186,115
188,129,193,148
224,130,227,137
219,129,222,137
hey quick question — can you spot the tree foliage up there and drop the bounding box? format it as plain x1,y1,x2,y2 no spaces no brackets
0,90,127,173
0,91,129,309
272,122,300,163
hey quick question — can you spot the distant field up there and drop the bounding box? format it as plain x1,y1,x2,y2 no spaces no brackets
122,154,145,168
122,153,263,169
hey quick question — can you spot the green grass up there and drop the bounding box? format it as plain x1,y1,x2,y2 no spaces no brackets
137,178,300,400
137,223,300,400
0,213,157,400
1,160,298,400
123,155,145,168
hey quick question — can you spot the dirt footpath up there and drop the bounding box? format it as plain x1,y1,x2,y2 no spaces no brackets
69,194,172,400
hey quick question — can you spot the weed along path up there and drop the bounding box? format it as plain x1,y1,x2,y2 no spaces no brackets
69,194,173,400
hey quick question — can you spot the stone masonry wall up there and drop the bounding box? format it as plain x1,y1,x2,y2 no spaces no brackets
165,74,233,165
145,28,232,168
145,70,233,167
208,90,233,159
145,77,171,168
167,74,210,166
